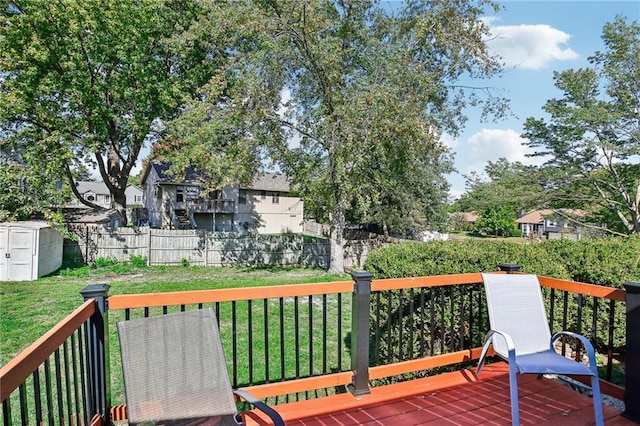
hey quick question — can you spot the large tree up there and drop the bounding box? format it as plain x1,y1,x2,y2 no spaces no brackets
522,16,640,236
166,0,507,273
0,0,221,223
453,158,547,214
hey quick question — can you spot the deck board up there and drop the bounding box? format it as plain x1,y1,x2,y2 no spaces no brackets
244,362,633,425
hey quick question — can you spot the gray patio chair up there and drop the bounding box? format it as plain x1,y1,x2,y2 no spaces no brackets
476,273,604,426
118,308,284,426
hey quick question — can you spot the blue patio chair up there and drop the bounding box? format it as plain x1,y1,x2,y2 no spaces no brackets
118,308,284,426
476,273,604,426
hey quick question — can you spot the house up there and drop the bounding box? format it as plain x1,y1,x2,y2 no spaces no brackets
516,209,584,240
140,161,304,234
68,181,143,209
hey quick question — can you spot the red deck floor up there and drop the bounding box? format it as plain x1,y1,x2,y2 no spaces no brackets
245,363,633,425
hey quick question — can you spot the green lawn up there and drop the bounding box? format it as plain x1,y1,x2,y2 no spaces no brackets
0,264,348,366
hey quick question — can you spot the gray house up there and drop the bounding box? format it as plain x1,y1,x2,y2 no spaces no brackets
140,161,303,233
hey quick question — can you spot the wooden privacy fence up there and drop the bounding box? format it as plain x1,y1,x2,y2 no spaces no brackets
64,228,330,267
63,227,399,269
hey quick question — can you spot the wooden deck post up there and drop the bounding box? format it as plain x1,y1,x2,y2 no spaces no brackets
350,271,372,396
623,281,640,422
499,263,521,274
80,284,111,426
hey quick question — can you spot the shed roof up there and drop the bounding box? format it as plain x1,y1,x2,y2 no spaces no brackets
0,221,52,229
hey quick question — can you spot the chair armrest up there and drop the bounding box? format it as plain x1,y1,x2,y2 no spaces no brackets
234,389,285,426
477,329,516,375
551,331,599,374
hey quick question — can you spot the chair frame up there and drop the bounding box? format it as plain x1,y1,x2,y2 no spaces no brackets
476,273,604,426
118,308,284,426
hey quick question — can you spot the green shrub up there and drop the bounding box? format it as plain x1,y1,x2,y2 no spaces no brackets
94,256,119,268
129,255,147,268
364,238,640,367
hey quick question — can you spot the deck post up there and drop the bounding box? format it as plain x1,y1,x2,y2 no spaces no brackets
350,271,372,396
623,281,640,422
498,263,521,274
80,284,111,425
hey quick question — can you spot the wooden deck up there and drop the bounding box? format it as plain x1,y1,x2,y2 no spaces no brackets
244,363,633,425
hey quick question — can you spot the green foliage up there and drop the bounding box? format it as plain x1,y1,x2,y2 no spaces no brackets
129,255,148,268
364,238,639,367
181,258,190,268
522,17,640,235
453,159,546,214
0,0,221,222
474,206,519,237
165,0,508,272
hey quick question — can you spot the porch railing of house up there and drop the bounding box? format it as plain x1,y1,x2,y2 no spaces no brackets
2,265,639,426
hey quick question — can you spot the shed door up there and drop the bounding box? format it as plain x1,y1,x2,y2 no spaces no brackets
0,228,35,281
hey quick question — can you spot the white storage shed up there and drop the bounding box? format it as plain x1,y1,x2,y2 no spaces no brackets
0,221,63,281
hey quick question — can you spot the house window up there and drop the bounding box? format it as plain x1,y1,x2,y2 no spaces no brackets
176,187,184,203
135,195,142,203
261,190,267,200
239,189,247,205
86,195,95,202
272,192,279,204
104,194,110,203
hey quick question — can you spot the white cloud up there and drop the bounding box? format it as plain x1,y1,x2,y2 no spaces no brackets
464,128,547,174
485,21,579,69
440,133,459,150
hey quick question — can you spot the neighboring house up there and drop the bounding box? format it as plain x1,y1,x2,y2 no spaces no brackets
140,161,304,234
516,209,584,240
67,181,143,209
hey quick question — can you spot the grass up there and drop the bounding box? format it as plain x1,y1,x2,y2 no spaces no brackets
0,262,349,365
2,261,352,423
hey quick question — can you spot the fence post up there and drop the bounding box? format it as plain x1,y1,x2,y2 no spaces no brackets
80,284,111,425
499,263,521,274
623,281,640,422
349,271,372,396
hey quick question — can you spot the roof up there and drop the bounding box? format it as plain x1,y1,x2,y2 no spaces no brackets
76,181,109,195
144,161,291,192
460,211,479,222
243,173,290,192
516,209,585,224
0,221,52,230
64,208,120,224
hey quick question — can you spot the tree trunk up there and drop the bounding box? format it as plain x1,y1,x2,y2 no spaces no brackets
112,188,128,226
328,204,345,274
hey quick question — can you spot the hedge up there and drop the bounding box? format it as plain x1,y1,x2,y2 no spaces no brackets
362,237,639,375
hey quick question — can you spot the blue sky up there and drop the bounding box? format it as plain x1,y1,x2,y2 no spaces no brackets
443,0,640,199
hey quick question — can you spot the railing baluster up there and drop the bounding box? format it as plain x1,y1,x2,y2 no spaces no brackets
54,349,64,425
2,398,11,426
373,292,380,366
386,292,392,364
33,369,42,426
18,383,27,426
337,293,343,370
248,300,253,386
398,289,404,362
279,298,285,381
430,287,435,356
322,294,327,374
44,358,54,426
308,295,313,377
294,296,300,379
409,288,415,360
62,341,73,426
607,299,615,381
264,299,270,384
232,301,238,388
561,291,569,356
419,288,426,357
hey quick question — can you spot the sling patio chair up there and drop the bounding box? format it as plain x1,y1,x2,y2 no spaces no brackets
118,308,284,426
476,273,604,426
